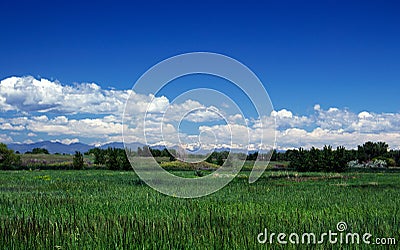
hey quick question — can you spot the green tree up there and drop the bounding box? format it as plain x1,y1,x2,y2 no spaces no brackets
150,148,161,157
333,146,349,172
106,148,119,170
72,151,84,170
0,143,21,170
321,145,334,171
375,141,389,157
117,149,131,171
31,148,50,154
357,141,389,163
289,148,308,171
308,147,322,171
103,148,132,170
87,148,106,165
270,149,277,161
289,146,351,172
246,152,259,161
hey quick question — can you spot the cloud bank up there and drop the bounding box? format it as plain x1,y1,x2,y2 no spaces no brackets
1,76,400,150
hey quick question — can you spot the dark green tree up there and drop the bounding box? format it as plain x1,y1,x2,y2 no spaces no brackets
72,151,84,170
117,149,131,170
246,152,259,161
321,145,334,171
333,146,349,172
30,148,50,154
289,148,308,171
0,143,21,170
307,147,322,171
357,141,389,163
289,146,351,172
375,141,389,157
270,149,277,161
87,148,106,165
105,148,119,170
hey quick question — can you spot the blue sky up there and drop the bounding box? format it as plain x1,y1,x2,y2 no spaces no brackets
1,0,400,149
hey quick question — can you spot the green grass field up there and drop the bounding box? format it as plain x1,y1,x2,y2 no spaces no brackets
1,170,399,249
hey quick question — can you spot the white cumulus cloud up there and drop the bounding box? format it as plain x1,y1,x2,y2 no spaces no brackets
1,76,400,150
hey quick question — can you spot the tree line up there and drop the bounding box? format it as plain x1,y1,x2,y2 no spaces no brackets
85,148,131,170
271,141,400,172
84,146,176,170
1,141,400,172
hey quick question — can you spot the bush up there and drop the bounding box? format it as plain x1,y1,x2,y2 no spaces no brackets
366,159,387,168
385,158,396,167
347,160,362,168
373,157,396,167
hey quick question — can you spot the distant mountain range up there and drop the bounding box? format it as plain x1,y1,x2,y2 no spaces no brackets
7,141,145,154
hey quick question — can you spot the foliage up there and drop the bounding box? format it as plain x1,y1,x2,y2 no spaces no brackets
105,148,131,171
0,143,21,170
288,146,352,172
3,141,400,172
246,151,258,161
0,170,399,248
149,147,175,159
285,141,399,172
136,146,177,161
26,147,50,154
137,146,151,157
366,159,387,168
205,151,230,166
86,147,131,170
86,148,107,165
388,150,400,166
385,157,397,167
72,151,84,170
357,141,389,163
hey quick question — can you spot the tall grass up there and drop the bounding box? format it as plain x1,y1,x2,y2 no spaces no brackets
0,170,399,249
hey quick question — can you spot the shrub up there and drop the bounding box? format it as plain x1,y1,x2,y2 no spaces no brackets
366,159,387,168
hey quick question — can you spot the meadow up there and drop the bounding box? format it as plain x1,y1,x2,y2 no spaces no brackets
0,169,399,249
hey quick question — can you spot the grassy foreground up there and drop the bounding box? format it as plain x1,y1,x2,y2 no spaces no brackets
0,170,399,249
